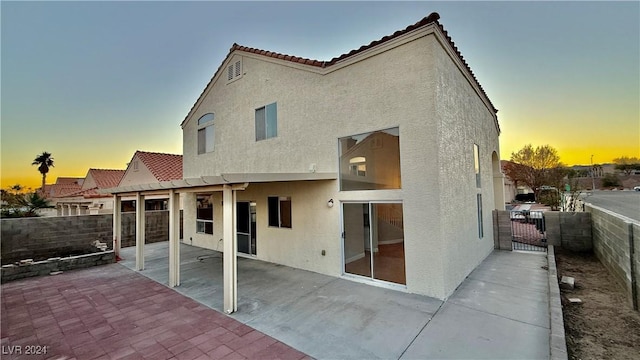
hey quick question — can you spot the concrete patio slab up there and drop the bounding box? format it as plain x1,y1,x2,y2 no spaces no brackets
401,250,550,359
400,301,549,359
240,278,442,359
118,242,550,359
448,251,550,329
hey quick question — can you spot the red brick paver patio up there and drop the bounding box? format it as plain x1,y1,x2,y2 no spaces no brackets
1,264,310,360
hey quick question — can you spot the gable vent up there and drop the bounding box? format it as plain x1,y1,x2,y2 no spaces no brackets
227,65,234,81
227,59,243,83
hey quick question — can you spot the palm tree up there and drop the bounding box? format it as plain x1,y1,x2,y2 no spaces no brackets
32,152,54,195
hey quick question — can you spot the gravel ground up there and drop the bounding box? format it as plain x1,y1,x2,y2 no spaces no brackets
554,247,640,360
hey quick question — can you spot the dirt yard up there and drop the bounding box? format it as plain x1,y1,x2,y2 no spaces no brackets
554,247,640,360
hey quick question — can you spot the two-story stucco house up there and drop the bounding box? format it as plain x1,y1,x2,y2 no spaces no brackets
106,12,505,314
181,11,503,297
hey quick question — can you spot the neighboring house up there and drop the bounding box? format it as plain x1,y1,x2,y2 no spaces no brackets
47,152,182,216
39,178,84,216
42,177,84,199
118,150,183,211
54,169,125,215
106,12,505,311
501,160,534,203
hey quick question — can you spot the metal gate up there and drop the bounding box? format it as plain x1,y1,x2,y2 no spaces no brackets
510,210,547,252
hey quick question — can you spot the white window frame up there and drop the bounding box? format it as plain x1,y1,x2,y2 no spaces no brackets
267,196,291,229
196,195,214,235
474,143,481,188
255,103,277,141
476,193,483,238
197,113,215,155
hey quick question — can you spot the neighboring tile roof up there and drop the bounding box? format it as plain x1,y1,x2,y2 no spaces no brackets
87,169,125,189
55,177,83,185
60,187,97,198
134,151,183,182
47,183,83,198
183,12,497,126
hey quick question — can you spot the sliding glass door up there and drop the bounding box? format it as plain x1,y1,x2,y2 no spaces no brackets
237,201,257,255
342,202,406,285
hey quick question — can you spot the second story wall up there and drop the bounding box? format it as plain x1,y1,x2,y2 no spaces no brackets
182,32,439,179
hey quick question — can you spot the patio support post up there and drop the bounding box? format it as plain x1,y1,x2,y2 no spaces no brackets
113,195,121,260
168,190,181,287
223,184,238,314
135,193,145,271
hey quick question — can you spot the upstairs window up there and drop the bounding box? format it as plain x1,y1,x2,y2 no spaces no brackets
476,194,483,238
268,196,291,228
339,127,401,191
197,113,215,154
474,144,481,188
255,103,277,141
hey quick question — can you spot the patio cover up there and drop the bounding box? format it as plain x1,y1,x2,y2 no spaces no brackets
99,172,336,314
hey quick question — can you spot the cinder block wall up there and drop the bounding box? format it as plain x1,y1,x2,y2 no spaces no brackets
493,210,591,251
120,211,170,248
586,204,639,309
1,211,172,264
1,215,114,264
546,211,592,251
633,223,640,310
493,210,513,250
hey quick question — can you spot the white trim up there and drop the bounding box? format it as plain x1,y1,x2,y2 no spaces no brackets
345,252,365,264
100,173,336,195
341,273,408,292
340,200,406,287
378,238,403,245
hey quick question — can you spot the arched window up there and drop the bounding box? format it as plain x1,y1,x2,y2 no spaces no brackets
349,157,366,176
197,113,215,154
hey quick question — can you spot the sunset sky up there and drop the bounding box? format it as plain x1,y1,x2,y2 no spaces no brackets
2,1,639,190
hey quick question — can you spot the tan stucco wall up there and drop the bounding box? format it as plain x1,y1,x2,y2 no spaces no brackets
81,172,97,190
182,181,341,276
119,158,159,187
433,36,499,298
181,29,499,299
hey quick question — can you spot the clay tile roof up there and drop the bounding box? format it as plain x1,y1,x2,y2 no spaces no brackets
88,169,125,189
229,44,326,68
55,177,83,185
134,151,183,182
183,12,497,125
47,183,83,198
59,187,111,199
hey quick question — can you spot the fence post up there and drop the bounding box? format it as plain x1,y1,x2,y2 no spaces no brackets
493,210,499,249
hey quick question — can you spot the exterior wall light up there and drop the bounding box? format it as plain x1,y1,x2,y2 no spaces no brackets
327,199,334,208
